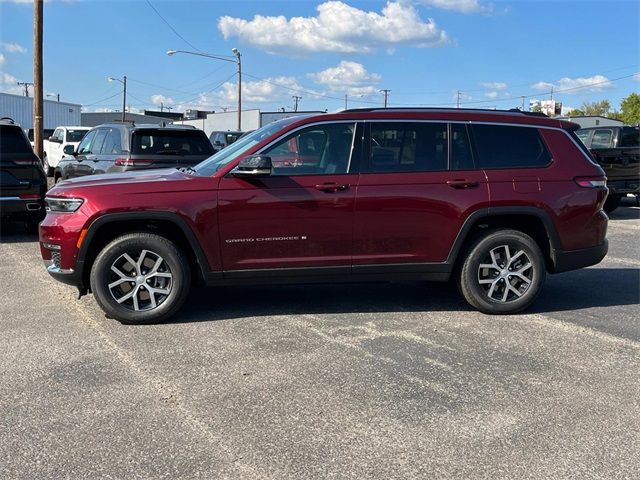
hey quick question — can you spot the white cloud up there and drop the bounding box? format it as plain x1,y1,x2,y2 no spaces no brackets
633,73,640,81
0,54,5,66
1,42,27,54
531,75,613,94
1,71,25,95
484,91,498,99
151,94,175,107
221,76,311,103
309,61,381,95
218,1,449,55
480,81,507,91
415,0,492,14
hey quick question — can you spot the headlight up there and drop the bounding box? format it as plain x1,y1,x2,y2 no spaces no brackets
45,197,84,213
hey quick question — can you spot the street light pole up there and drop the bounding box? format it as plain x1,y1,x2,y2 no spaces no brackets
108,76,127,122
167,48,242,130
46,93,60,102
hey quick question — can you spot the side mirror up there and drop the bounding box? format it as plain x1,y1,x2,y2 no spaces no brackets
232,155,273,178
63,144,76,156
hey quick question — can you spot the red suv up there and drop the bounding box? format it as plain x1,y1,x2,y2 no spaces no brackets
40,108,609,324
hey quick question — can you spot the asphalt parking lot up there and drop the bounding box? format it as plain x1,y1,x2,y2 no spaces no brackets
1,201,639,479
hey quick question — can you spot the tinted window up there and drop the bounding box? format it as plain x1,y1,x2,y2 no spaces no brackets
77,129,97,154
620,127,639,147
101,128,123,155
0,126,32,154
131,130,214,155
575,129,591,146
262,123,355,176
590,129,613,149
52,128,63,142
66,129,88,143
365,122,447,173
451,123,475,170
91,128,109,155
471,125,551,169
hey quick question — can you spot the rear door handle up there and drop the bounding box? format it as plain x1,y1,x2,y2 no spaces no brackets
446,179,479,189
315,182,350,193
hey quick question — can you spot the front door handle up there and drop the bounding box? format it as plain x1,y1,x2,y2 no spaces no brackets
315,182,350,193
446,179,479,189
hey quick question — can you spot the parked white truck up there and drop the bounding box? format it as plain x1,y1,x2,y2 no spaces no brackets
42,126,90,176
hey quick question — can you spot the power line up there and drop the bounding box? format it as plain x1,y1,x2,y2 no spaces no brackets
83,91,122,107
145,0,202,53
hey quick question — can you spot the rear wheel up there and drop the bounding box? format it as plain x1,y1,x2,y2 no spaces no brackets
90,233,191,324
457,229,545,314
603,194,621,214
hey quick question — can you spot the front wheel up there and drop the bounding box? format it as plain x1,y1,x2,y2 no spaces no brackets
90,233,191,324
457,229,546,314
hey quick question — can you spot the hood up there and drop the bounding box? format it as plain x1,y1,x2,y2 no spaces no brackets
50,168,198,195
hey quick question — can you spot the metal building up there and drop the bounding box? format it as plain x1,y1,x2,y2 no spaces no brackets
0,92,81,130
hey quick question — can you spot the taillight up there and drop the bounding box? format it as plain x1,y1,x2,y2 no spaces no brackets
13,159,40,165
114,158,155,167
574,176,607,188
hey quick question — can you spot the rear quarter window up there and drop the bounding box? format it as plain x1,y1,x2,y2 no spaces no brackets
132,130,215,155
470,124,552,169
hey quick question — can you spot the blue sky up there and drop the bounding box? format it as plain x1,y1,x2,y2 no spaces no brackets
1,0,638,114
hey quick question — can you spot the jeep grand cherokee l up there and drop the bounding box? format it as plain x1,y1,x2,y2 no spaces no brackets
40,108,608,324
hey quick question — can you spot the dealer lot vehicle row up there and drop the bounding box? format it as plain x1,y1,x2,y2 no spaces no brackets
41,108,608,324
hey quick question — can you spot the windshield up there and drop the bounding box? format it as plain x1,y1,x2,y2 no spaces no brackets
66,129,89,142
194,117,301,176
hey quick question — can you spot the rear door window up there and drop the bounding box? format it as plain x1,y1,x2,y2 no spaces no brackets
590,129,613,149
470,124,551,169
365,122,448,173
620,127,639,147
101,128,123,155
131,130,214,155
451,123,475,170
66,129,88,143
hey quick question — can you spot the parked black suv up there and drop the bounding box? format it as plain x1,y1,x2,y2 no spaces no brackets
55,123,214,182
0,118,47,229
576,125,639,212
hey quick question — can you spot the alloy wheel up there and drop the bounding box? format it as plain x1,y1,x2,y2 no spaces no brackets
477,244,533,303
107,249,173,311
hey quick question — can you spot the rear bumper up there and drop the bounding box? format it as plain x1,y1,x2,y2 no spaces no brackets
552,240,608,273
0,196,44,219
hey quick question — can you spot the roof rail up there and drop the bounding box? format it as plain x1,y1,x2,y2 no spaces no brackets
0,116,16,124
340,107,549,117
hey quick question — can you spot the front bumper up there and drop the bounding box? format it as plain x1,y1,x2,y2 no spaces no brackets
552,240,608,273
43,258,83,287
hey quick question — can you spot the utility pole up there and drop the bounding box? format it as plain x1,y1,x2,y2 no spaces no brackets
18,81,33,97
160,102,164,112
344,93,348,110
521,96,526,111
33,0,44,160
456,90,461,108
292,95,301,112
550,86,553,102
380,89,391,108
122,76,127,122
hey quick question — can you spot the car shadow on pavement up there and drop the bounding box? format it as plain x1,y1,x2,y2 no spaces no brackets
0,221,38,244
609,200,640,220
169,267,640,324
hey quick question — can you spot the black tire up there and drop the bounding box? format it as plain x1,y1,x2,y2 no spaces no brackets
457,229,546,315
603,194,621,214
90,233,191,324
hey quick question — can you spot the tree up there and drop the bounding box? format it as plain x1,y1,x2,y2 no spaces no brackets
581,100,611,116
620,92,640,124
531,104,542,113
566,108,585,117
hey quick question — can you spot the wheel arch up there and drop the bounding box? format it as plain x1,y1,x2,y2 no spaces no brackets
77,212,211,289
447,207,561,272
